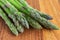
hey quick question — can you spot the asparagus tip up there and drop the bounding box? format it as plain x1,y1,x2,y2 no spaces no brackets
20,28,24,33
15,32,18,36
18,28,24,33
26,26,29,29
46,15,53,20
17,25,24,33
36,26,42,30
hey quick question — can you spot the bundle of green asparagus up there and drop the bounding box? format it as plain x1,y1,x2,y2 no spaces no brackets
0,0,59,36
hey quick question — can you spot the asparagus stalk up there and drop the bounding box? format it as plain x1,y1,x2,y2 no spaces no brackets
0,0,29,29
0,0,42,29
38,17,59,30
0,0,59,29
8,0,59,29
34,9,53,20
6,0,42,29
8,0,28,13
17,0,53,20
15,0,59,29
25,15,42,29
27,8,59,29
7,0,52,21
0,1,24,33
0,8,18,36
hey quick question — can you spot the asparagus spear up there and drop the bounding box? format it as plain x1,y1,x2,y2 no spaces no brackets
7,0,59,29
5,0,42,29
34,9,53,20
7,0,52,20
8,0,28,13
0,0,42,29
27,8,59,29
0,0,42,30
17,0,60,29
25,15,42,29
38,17,59,30
16,0,53,20
0,0,29,29
1,0,59,29
0,1,24,33
0,8,18,36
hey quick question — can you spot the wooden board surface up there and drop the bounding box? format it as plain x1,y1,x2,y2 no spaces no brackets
0,0,60,40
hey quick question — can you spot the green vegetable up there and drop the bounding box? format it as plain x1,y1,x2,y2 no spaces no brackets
26,8,59,30
17,24,24,33
8,0,28,13
25,15,42,29
0,0,29,29
18,0,53,20
36,16,59,30
7,0,59,29
35,9,53,20
0,8,18,36
18,0,59,29
0,0,59,36
6,0,43,29
0,1,24,33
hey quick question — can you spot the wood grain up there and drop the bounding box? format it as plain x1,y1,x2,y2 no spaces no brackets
39,0,60,40
0,0,60,40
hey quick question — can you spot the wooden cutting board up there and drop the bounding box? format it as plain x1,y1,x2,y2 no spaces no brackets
0,0,60,40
